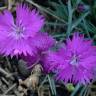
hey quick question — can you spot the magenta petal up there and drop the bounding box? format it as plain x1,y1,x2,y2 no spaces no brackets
16,4,44,38
30,32,55,51
0,37,37,57
22,54,40,67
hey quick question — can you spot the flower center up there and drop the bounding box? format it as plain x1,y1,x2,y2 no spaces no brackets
70,54,79,66
13,25,25,39
15,26,24,34
9,24,25,39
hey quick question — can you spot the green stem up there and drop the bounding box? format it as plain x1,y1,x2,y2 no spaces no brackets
66,0,73,38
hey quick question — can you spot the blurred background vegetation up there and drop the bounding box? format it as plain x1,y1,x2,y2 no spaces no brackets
0,0,96,96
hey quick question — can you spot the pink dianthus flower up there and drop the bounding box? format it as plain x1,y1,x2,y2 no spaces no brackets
0,4,55,56
43,33,96,84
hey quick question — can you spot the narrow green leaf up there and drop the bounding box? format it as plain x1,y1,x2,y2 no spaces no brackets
76,0,82,5
26,0,66,23
82,19,91,38
87,21,96,34
39,75,48,89
71,84,82,96
79,86,87,96
47,75,56,96
66,0,73,38
72,12,89,30
50,1,68,21
72,0,81,7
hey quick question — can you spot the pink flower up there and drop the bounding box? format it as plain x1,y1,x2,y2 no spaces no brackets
0,4,55,56
43,33,96,84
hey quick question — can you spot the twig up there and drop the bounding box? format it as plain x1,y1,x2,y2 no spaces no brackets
0,67,14,80
5,57,11,70
3,83,17,95
8,0,14,10
1,77,9,86
6,72,17,78
0,67,10,76
0,87,4,93
0,6,7,10
14,90,22,96
0,94,15,96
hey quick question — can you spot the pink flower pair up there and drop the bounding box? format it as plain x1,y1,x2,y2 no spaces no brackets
0,4,96,84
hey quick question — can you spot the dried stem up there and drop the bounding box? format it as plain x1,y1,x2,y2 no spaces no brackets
3,83,17,95
0,67,14,80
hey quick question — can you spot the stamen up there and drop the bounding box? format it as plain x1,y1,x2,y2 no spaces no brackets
70,54,79,65
8,24,25,39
